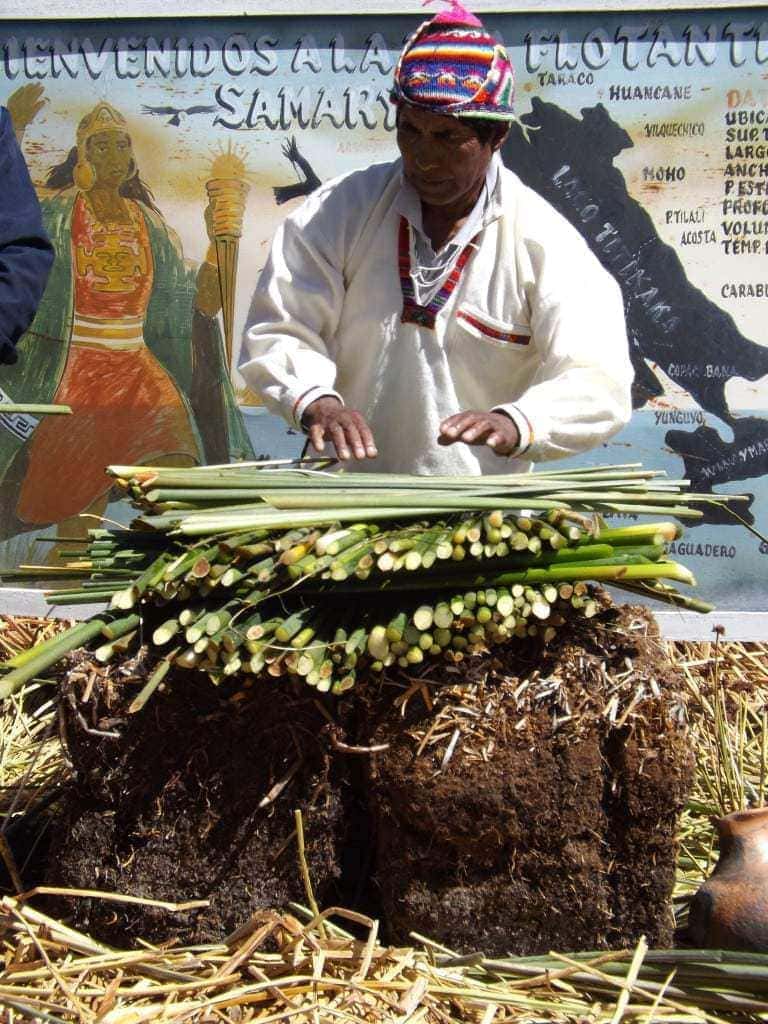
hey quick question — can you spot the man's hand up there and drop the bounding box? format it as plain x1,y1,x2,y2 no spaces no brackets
302,396,378,461
438,410,520,456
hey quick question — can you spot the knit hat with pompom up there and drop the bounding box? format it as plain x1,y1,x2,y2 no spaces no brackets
391,0,515,121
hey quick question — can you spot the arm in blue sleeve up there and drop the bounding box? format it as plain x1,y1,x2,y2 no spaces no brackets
0,107,55,364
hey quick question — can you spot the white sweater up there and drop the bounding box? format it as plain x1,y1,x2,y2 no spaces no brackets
240,158,633,475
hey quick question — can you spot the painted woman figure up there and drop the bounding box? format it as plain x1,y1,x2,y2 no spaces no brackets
0,87,252,538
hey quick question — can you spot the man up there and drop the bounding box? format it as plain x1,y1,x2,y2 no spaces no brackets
0,98,54,365
241,1,632,473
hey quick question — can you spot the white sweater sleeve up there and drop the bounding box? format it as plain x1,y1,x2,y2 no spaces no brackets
494,229,633,463
239,208,345,429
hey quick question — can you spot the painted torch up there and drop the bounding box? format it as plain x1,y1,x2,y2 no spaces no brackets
205,146,251,369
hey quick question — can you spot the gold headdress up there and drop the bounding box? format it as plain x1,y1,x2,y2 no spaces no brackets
74,101,129,191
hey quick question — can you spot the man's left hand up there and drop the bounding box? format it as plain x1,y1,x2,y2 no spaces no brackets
438,410,520,456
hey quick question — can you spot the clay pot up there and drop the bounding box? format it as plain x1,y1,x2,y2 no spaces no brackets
687,807,768,951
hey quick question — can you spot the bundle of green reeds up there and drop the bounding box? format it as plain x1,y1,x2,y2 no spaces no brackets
0,461,743,701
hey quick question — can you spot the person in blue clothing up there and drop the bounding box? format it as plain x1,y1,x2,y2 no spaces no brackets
0,96,54,365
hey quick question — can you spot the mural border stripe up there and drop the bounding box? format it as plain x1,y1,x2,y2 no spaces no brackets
0,0,758,19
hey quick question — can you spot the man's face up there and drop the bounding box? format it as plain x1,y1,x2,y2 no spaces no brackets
397,105,498,209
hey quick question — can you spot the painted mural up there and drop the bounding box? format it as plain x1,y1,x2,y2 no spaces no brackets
0,11,767,612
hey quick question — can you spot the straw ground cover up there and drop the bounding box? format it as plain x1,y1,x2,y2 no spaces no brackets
671,632,768,936
0,617,766,1021
0,617,72,895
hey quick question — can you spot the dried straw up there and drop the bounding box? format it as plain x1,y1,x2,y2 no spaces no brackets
668,633,768,934
0,892,766,1022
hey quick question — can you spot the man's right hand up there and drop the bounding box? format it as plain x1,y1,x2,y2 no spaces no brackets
301,396,378,461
